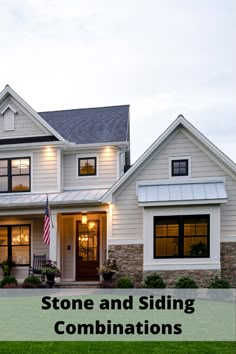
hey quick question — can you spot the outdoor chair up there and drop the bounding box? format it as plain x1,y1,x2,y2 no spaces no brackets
29,254,46,279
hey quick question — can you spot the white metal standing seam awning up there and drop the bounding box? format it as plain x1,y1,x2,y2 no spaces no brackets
137,179,228,206
0,189,108,208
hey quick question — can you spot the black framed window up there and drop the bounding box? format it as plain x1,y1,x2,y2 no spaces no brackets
78,157,96,176
0,157,30,193
154,215,209,258
0,225,30,265
171,159,188,176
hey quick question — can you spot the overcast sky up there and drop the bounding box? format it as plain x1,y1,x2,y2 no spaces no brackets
1,0,235,163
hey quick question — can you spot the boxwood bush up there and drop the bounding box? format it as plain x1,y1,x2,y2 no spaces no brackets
22,275,43,288
0,275,18,288
208,276,230,288
143,273,166,288
117,276,134,288
175,276,198,288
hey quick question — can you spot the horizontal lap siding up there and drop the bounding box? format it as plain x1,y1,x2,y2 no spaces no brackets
112,130,236,240
63,148,118,188
33,148,58,192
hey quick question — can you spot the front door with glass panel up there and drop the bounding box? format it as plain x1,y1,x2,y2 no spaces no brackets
76,220,99,280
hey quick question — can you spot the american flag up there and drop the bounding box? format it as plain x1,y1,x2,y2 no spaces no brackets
43,195,50,245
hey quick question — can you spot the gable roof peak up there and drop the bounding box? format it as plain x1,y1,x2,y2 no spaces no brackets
0,84,66,142
177,114,185,119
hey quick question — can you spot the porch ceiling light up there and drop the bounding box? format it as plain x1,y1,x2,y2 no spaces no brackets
82,214,87,224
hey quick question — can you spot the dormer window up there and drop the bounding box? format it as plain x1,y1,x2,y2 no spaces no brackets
1,104,17,131
0,157,30,193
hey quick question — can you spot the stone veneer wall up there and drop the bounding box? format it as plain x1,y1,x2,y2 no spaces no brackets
221,242,236,288
108,244,143,286
109,242,236,287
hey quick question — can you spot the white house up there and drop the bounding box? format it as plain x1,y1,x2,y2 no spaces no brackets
0,85,235,287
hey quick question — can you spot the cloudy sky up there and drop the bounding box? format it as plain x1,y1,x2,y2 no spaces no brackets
1,0,235,163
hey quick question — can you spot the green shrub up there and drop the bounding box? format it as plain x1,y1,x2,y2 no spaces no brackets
0,275,18,288
117,276,134,288
22,276,43,288
144,273,166,288
208,276,230,288
175,276,198,288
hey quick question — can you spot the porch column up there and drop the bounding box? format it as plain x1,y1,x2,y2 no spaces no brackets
49,212,57,262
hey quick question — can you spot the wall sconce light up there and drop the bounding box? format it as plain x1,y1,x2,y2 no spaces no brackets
82,214,87,224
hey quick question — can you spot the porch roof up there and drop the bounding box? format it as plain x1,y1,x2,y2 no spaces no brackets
0,189,108,208
137,178,228,206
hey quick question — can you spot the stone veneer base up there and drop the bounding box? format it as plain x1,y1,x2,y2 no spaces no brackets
109,242,236,288
221,242,236,287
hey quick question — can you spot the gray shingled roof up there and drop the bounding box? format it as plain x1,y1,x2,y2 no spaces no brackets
38,105,129,144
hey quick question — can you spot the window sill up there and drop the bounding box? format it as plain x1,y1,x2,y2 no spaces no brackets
144,261,221,271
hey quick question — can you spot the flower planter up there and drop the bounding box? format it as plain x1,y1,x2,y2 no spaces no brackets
45,273,55,288
102,272,114,281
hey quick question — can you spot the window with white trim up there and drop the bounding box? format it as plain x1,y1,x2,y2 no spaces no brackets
154,215,209,258
171,159,188,176
78,157,97,176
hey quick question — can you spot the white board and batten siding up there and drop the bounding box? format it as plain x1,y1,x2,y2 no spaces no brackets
63,147,118,190
112,129,236,242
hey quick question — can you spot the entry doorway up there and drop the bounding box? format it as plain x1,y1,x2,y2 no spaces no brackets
76,220,99,281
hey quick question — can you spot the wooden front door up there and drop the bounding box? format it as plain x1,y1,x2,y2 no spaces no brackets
76,220,99,281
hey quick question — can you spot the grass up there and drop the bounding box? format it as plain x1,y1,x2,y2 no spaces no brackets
0,342,235,354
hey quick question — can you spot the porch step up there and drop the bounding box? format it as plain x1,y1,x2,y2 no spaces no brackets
54,281,99,288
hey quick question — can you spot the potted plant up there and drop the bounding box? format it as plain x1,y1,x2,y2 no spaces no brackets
1,259,15,276
42,260,60,288
97,258,118,281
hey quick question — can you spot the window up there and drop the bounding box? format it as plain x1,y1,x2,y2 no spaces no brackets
0,225,30,265
0,157,30,193
78,157,96,176
171,159,188,176
154,215,209,258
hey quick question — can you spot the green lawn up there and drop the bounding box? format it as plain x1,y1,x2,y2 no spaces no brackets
0,342,235,354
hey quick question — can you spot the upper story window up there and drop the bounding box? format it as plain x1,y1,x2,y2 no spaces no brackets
0,157,30,193
171,159,188,176
154,215,209,258
169,156,191,178
78,157,97,176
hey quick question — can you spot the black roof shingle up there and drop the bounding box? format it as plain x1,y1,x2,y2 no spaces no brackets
38,105,129,145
